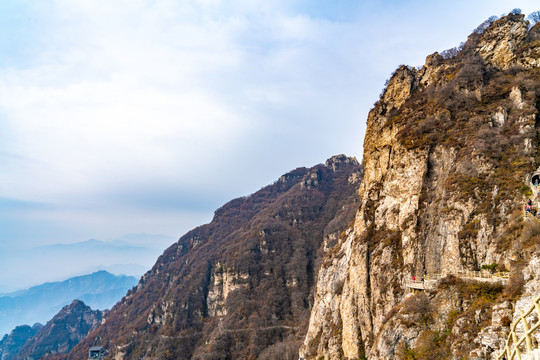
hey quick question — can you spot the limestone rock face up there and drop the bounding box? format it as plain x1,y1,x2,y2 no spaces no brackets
206,265,249,317
474,14,530,69
380,65,417,112
469,301,513,360
300,13,540,359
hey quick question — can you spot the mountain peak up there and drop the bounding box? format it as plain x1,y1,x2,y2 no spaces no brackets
66,299,90,310
473,13,534,69
0,271,138,338
325,154,359,171
0,324,43,360
14,300,102,360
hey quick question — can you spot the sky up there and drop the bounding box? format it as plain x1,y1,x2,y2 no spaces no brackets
0,0,539,291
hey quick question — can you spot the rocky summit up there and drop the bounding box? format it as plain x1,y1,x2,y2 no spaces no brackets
24,12,540,360
15,300,102,360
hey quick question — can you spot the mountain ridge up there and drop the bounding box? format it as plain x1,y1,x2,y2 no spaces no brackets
0,324,42,360
0,271,137,338
14,300,102,360
66,155,363,359
0,233,175,294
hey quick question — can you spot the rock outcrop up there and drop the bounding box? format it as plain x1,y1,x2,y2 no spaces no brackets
0,324,42,360
300,14,540,359
15,300,102,360
474,13,539,69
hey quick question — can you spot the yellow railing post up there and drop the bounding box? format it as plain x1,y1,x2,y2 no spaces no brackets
521,310,533,354
512,329,522,360
498,296,540,359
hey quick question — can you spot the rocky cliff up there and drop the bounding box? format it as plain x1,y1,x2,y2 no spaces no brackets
66,156,362,359
300,13,540,359
15,300,102,360
0,324,42,360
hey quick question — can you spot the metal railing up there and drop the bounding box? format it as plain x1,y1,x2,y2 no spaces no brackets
405,280,431,290
425,270,510,281
498,295,540,360
405,270,509,294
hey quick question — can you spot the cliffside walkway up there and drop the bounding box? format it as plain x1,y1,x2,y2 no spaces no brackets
498,295,540,360
406,270,509,293
405,280,431,292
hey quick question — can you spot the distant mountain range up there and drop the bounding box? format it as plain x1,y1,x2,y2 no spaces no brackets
112,233,177,249
0,233,176,294
0,270,137,338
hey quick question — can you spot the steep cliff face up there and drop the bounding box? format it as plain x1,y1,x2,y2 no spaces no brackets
14,300,102,360
67,156,362,360
301,14,540,359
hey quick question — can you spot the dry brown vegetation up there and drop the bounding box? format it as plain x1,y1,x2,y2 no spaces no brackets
67,159,362,360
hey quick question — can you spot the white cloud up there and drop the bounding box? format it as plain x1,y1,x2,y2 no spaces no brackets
2,0,539,251
0,0,368,208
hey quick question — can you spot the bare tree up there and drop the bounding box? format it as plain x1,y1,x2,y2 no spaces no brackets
472,16,499,35
440,42,465,59
528,10,540,24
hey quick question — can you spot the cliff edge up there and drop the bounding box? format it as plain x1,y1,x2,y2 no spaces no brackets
300,13,540,359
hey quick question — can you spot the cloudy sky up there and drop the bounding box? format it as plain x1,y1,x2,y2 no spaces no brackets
0,0,538,290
